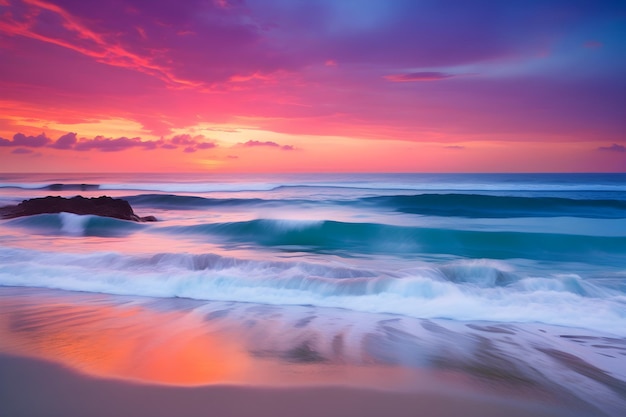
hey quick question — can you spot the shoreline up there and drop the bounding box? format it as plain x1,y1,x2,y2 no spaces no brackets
0,286,620,416
0,353,580,417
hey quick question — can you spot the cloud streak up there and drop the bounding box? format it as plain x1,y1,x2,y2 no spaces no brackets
385,72,456,82
0,0,202,88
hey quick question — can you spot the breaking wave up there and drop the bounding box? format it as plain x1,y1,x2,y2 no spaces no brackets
1,247,624,335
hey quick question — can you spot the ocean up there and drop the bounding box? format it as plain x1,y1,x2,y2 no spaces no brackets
1,173,625,416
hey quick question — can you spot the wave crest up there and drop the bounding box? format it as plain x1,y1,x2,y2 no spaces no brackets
162,219,626,263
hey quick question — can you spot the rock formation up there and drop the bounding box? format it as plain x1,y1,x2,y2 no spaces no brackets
0,196,157,222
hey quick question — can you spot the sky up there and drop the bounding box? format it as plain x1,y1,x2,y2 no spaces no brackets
0,0,625,173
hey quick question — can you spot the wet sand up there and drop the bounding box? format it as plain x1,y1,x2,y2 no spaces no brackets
0,287,616,417
0,353,577,417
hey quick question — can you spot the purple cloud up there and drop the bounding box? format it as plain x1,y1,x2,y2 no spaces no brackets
598,144,626,153
444,145,465,149
51,132,78,149
385,72,455,82
0,134,51,148
12,133,50,147
170,134,217,152
74,136,157,152
0,132,218,153
195,142,217,150
171,134,197,145
242,140,294,150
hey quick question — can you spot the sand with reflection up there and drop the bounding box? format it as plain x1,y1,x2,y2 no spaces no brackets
0,286,614,416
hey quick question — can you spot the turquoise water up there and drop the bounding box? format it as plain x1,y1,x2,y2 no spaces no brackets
1,173,625,331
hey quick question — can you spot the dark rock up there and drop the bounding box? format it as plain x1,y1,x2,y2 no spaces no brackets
0,196,157,222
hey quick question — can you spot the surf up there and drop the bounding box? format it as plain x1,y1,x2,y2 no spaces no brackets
1,247,624,335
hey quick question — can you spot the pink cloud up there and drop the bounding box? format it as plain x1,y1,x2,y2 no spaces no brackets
241,140,295,151
0,0,203,89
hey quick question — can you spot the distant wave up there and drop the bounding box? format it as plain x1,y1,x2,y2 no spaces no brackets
1,247,624,335
125,193,626,219
114,181,626,193
160,219,626,263
3,178,625,193
364,194,626,219
0,183,100,191
124,194,277,209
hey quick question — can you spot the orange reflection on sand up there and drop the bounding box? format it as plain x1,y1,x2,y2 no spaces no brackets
0,299,250,386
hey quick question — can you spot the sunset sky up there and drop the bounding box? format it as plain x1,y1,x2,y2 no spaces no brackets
1,0,625,172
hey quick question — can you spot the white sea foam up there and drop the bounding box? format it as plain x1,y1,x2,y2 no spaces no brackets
1,246,624,336
59,212,89,236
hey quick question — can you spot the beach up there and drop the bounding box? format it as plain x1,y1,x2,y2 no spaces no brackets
1,285,623,417
1,355,577,417
0,287,597,417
